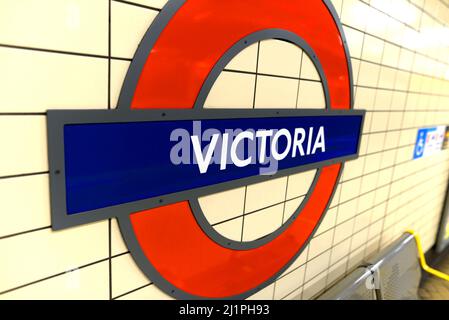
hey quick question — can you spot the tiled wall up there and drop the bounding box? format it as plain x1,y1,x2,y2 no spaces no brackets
1,0,449,300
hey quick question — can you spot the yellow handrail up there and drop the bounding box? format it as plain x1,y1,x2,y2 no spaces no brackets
406,230,449,282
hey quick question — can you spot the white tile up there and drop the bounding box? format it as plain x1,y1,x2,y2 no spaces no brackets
316,207,337,235
280,245,309,277
362,35,384,63
116,283,174,300
343,157,365,181
111,219,128,256
247,284,274,300
333,219,354,244
340,178,361,203
111,2,158,58
343,26,364,58
0,221,108,293
255,75,299,109
242,204,283,242
0,116,47,177
0,47,108,112
337,199,358,224
110,59,131,108
0,261,109,300
112,253,149,298
205,71,255,109
286,170,317,199
245,177,287,213
297,80,326,109
0,0,108,55
198,187,245,224
350,229,369,251
341,0,369,31
274,265,305,299
225,43,258,73
302,271,328,300
358,62,381,87
213,217,243,242
300,53,321,81
330,238,351,264
309,229,334,259
258,40,302,77
283,197,305,223
304,251,331,283
347,245,365,270
126,0,168,9
326,257,348,286
282,287,302,300
0,174,50,238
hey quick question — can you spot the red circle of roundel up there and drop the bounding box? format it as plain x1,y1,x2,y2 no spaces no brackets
118,0,351,299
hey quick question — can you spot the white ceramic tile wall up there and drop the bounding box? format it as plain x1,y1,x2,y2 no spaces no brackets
1,0,449,300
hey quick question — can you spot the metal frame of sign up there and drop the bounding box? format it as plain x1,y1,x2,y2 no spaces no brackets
48,108,365,233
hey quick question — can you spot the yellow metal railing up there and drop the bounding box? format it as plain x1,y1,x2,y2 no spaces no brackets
406,230,449,282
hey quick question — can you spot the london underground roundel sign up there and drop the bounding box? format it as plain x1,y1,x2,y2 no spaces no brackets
47,0,365,299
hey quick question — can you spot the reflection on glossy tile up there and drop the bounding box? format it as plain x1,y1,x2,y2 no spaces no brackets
255,75,298,109
0,0,108,55
0,47,108,112
0,174,50,238
112,253,150,298
111,1,158,58
199,187,246,225
0,262,109,300
258,40,302,77
205,71,255,108
0,222,108,293
0,116,48,176
242,204,284,242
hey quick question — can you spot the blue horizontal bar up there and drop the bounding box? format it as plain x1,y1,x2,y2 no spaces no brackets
64,115,363,215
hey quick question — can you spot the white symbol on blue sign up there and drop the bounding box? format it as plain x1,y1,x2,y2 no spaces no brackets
413,129,427,159
413,126,446,160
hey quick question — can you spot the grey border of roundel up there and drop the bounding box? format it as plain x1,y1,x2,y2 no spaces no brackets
45,0,359,299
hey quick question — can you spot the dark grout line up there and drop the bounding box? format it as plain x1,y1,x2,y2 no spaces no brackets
224,67,322,83
212,193,308,228
0,251,130,296
0,257,109,296
112,282,153,300
0,226,51,241
0,112,47,116
112,0,162,12
0,43,132,61
0,171,49,181
251,42,261,110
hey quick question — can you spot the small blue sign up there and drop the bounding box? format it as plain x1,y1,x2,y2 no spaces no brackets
413,129,428,159
413,126,445,160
